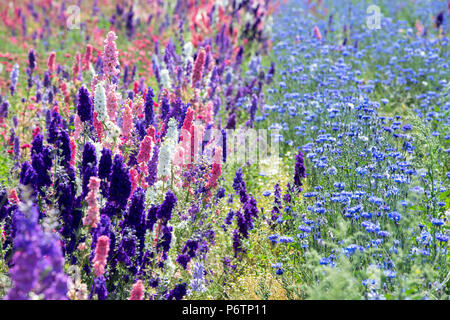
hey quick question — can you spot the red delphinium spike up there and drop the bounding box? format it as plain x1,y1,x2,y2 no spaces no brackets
192,47,206,88
180,107,194,141
47,51,56,73
32,126,41,138
205,148,222,190
136,135,153,164
147,126,156,142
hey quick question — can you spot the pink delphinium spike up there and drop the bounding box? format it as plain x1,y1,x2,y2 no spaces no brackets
8,188,19,204
136,136,153,164
172,144,185,169
77,242,87,251
130,168,139,194
103,31,120,79
73,114,83,140
93,112,104,142
131,98,144,116
415,20,424,37
138,162,149,188
83,176,101,228
47,51,56,73
83,44,93,71
181,107,194,136
72,53,81,83
106,84,118,123
313,26,322,40
179,108,194,165
93,235,110,277
147,126,156,142
129,280,145,300
91,74,104,95
122,102,133,139
60,82,70,105
206,147,222,190
69,138,77,167
205,100,213,124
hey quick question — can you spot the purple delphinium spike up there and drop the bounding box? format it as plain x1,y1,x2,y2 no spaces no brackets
146,144,159,187
144,87,154,127
77,86,93,122
156,191,177,224
294,150,306,189
13,136,20,160
225,113,236,130
10,64,19,96
98,148,112,197
7,199,68,300
166,283,187,300
108,154,131,208
90,276,108,300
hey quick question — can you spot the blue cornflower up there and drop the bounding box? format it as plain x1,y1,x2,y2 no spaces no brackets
362,279,377,287
435,233,449,242
268,234,279,243
378,231,390,237
271,263,283,268
431,218,444,226
361,212,372,219
314,207,326,214
279,236,293,243
348,204,363,214
368,196,383,205
298,225,312,233
388,211,402,222
384,270,397,279
420,231,432,246
333,182,345,190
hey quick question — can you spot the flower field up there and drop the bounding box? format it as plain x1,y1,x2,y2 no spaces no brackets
0,0,448,301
